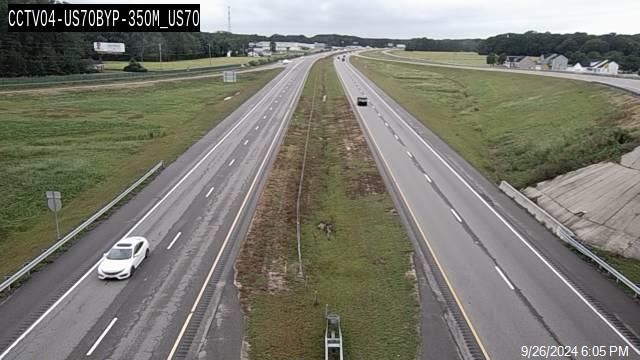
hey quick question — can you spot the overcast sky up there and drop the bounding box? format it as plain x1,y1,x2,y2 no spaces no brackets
76,0,639,39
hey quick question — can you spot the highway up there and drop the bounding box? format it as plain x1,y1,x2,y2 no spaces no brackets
0,53,325,360
335,54,640,359
370,50,640,95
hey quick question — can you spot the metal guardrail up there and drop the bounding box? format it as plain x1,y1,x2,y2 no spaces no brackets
0,161,164,294
499,181,640,297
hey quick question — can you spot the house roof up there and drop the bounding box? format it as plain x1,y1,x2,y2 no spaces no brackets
506,56,528,63
539,53,567,64
592,60,619,68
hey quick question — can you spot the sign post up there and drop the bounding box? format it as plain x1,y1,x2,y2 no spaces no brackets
46,191,62,239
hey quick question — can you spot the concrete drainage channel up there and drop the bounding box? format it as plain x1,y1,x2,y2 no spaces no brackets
499,181,640,298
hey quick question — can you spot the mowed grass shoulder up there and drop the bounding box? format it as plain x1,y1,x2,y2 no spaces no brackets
351,56,640,188
103,56,251,71
389,50,487,66
0,68,281,277
236,58,419,359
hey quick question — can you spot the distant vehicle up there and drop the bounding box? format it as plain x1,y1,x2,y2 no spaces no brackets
356,97,368,106
98,237,149,280
282,59,291,64
341,56,345,62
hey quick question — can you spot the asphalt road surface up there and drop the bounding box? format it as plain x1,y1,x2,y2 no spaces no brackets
0,53,326,360
372,50,640,95
335,55,640,360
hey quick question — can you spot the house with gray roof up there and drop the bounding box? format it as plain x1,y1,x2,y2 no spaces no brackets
538,53,568,71
504,55,537,69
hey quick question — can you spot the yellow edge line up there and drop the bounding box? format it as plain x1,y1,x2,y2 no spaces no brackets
337,62,491,360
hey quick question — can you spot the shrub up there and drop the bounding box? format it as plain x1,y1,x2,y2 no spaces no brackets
123,59,148,72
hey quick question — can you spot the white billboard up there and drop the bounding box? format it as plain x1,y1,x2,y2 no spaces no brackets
93,42,125,54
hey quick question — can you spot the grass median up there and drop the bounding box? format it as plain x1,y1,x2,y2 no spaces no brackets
235,58,419,359
0,68,281,278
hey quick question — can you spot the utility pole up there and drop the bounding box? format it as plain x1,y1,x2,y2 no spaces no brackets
208,43,212,65
158,43,162,63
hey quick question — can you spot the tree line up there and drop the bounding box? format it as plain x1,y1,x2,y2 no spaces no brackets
404,38,481,52
2,1,640,76
478,31,640,72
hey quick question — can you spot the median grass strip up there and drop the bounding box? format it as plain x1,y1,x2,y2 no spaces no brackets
0,68,281,278
351,56,640,189
236,58,419,359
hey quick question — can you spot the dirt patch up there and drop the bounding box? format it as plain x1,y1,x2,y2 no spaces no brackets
235,78,320,308
333,99,387,198
608,92,640,133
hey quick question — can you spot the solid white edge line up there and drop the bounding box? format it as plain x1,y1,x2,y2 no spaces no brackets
406,151,413,158
423,173,433,184
450,208,463,223
86,317,117,356
228,159,236,167
346,59,640,355
495,266,515,290
0,59,305,360
334,62,491,360
394,134,399,140
166,56,314,360
166,232,182,250
205,187,214,198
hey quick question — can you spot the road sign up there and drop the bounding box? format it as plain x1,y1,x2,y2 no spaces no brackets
223,71,237,83
46,191,62,239
46,191,61,211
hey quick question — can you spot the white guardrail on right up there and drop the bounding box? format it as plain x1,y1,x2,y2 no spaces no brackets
0,161,164,294
499,181,640,298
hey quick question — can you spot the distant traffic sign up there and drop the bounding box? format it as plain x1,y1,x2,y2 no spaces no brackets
46,190,62,239
46,191,62,212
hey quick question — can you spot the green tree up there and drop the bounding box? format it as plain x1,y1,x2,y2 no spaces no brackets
486,53,497,65
497,53,507,65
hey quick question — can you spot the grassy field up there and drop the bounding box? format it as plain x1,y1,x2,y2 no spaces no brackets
236,58,419,359
595,250,640,287
351,56,640,188
0,68,281,278
388,50,487,66
103,56,251,71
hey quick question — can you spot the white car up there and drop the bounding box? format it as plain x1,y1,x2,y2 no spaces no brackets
282,59,291,64
98,237,149,280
